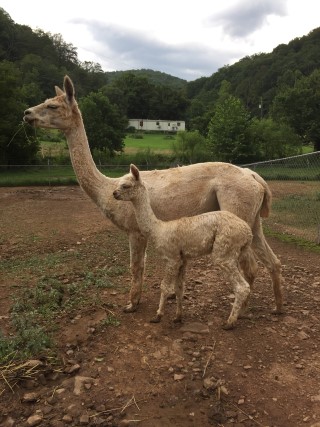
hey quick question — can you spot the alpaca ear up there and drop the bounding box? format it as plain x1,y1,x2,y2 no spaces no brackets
55,86,64,96
130,164,140,181
63,75,75,103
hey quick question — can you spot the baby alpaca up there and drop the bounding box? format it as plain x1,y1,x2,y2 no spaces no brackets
113,164,255,329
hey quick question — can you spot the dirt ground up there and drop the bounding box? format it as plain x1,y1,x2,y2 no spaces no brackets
0,186,319,427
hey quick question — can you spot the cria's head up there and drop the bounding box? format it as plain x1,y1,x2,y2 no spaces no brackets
113,164,143,201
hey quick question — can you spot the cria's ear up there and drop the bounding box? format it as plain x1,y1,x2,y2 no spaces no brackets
130,164,140,181
55,86,64,96
63,75,75,103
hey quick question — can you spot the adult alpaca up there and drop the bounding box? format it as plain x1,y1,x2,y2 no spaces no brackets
114,164,256,329
23,75,283,314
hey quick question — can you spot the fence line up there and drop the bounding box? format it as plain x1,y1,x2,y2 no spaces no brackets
1,152,319,244
243,151,320,244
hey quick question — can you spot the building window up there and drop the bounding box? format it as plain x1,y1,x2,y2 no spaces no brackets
168,123,170,127
177,122,180,126
156,121,160,125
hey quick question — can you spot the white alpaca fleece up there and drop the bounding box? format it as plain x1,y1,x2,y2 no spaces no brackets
113,164,257,329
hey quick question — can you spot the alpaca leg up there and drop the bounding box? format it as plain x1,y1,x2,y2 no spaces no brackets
150,259,181,323
212,240,251,329
124,232,148,313
252,219,284,314
239,247,258,318
173,260,187,323
223,263,251,330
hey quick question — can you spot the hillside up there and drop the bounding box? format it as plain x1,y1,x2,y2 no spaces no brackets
105,69,187,90
186,27,320,117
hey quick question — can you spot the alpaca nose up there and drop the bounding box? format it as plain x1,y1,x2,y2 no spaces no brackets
113,190,120,199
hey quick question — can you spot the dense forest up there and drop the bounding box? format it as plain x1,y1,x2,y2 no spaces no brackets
0,6,319,165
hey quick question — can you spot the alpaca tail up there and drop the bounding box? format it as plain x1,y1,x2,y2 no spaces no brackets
245,169,272,218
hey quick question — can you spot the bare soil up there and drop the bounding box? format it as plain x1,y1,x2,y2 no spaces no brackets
0,186,319,427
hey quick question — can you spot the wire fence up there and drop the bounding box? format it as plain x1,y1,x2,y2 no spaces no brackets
1,151,319,244
242,151,320,244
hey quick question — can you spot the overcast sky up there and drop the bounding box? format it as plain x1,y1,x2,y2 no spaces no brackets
1,0,319,81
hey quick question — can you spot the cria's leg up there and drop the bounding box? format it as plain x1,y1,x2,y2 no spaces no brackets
239,247,258,318
252,219,284,314
150,259,181,323
223,266,251,330
124,232,147,313
174,260,187,323
212,239,251,330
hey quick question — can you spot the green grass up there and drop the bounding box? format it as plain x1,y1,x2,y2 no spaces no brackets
0,236,128,363
264,226,320,253
124,133,175,153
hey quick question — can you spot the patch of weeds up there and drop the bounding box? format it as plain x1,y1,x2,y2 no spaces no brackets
12,278,63,321
63,280,90,310
264,227,320,253
0,315,53,362
105,265,127,277
99,315,121,328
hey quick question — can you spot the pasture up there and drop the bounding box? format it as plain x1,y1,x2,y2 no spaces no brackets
0,186,319,426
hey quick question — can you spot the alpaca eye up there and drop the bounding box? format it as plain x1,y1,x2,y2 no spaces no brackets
121,184,130,189
47,104,58,109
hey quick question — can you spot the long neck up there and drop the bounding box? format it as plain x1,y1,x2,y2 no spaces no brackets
64,111,109,204
131,187,161,236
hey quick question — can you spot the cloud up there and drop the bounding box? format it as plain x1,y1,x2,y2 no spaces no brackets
207,0,288,38
72,19,243,80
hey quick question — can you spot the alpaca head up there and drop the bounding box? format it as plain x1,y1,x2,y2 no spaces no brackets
23,75,79,131
113,164,144,201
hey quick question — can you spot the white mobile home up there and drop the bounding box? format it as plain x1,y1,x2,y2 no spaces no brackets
128,119,185,132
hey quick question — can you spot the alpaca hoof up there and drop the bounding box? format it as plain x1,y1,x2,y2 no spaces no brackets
150,315,161,323
167,293,176,300
222,322,236,330
123,303,138,313
173,316,182,323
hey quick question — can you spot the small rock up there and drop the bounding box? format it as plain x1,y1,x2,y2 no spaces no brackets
180,322,210,334
295,364,304,369
238,398,245,405
73,376,95,395
203,377,216,390
22,392,39,403
65,363,81,374
297,331,309,340
174,374,185,381
79,414,90,425
26,415,42,426
62,415,73,424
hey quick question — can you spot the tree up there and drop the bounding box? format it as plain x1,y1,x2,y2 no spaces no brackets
171,131,208,163
79,91,127,156
0,61,39,165
249,118,302,160
207,95,257,163
271,69,320,151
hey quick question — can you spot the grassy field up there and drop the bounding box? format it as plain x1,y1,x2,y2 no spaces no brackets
39,133,176,158
123,133,175,154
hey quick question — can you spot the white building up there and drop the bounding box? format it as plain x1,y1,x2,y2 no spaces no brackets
128,119,185,132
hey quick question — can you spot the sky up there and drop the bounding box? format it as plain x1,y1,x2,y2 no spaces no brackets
1,0,319,81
